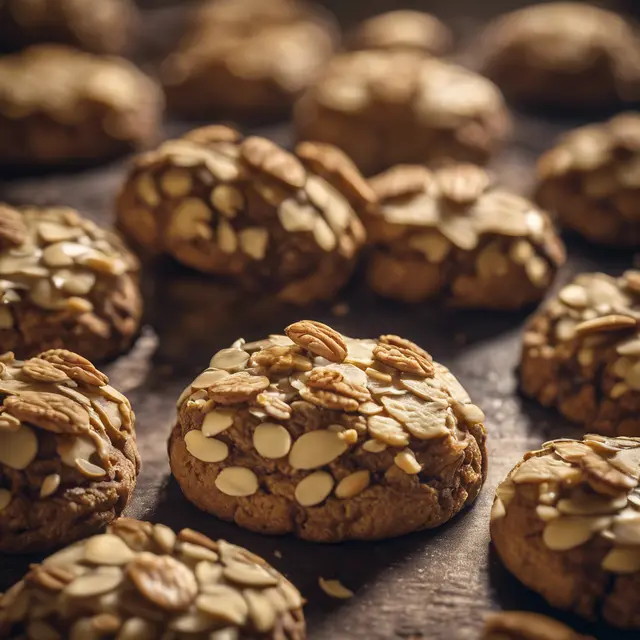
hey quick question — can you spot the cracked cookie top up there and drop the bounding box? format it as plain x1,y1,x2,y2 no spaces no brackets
0,519,305,639
176,320,486,508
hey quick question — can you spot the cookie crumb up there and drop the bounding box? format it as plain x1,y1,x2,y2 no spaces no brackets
274,550,283,559
319,577,354,599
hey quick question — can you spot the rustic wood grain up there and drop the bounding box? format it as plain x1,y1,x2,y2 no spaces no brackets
0,1,638,638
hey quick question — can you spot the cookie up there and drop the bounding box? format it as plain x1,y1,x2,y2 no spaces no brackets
520,271,640,436
477,3,640,108
0,519,306,638
0,204,142,361
116,126,371,305
537,113,640,246
294,50,511,175
169,320,487,542
0,351,138,553
0,45,163,164
365,164,565,308
482,612,594,640
161,0,337,119
491,435,640,628
0,0,137,54
347,10,452,55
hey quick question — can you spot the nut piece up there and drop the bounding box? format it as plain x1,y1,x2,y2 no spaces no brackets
215,467,259,497
286,320,348,362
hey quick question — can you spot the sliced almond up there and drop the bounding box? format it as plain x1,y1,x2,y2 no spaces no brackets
215,467,259,497
196,586,248,626
294,471,334,507
318,577,353,599
185,430,229,463
244,589,277,632
161,169,193,198
543,516,611,551
0,424,38,470
394,449,422,474
289,429,349,470
239,228,269,260
201,409,235,437
210,348,248,372
335,470,370,499
191,369,230,390
253,423,292,459
367,415,409,447
75,458,107,479
362,439,387,453
223,562,278,588
64,567,123,598
84,534,136,565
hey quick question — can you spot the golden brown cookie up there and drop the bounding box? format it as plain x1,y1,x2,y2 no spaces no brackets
0,204,142,361
347,10,452,55
477,2,640,107
521,271,640,436
0,45,162,164
0,0,137,54
537,113,640,246
482,611,594,640
294,50,511,175
0,519,306,638
491,435,640,629
116,126,372,305
169,320,487,542
0,351,138,553
162,0,337,118
365,163,565,308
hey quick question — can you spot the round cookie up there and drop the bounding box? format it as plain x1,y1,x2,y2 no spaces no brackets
347,10,452,55
491,435,640,629
365,164,565,308
294,50,511,175
162,0,337,119
0,204,142,361
537,113,640,246
169,320,487,542
0,519,306,638
477,3,640,108
520,271,640,436
0,0,137,54
0,350,138,553
483,612,594,640
116,126,371,305
0,45,163,164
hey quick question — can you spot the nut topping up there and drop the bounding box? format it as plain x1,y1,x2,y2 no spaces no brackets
285,320,348,362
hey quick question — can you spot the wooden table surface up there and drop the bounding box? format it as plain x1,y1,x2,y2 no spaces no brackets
0,1,638,638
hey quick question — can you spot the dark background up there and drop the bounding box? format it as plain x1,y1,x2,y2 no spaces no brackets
0,1,638,638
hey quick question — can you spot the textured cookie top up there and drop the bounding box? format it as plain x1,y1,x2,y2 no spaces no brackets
347,10,452,55
0,204,138,329
483,611,593,640
492,435,640,573
538,113,640,211
0,519,305,639
177,320,485,505
301,50,508,134
524,271,640,391
162,0,336,96
480,3,640,78
0,0,136,54
0,349,136,516
118,126,370,297
368,163,565,268
0,45,160,122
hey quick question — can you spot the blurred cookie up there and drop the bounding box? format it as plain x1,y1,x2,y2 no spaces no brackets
0,351,138,553
0,519,305,638
347,10,452,55
483,612,593,640
169,320,487,542
491,435,640,628
116,126,371,305
0,0,137,54
0,204,141,361
478,2,640,107
365,164,565,308
294,50,510,175
162,0,337,118
537,113,640,246
0,45,163,164
521,271,640,436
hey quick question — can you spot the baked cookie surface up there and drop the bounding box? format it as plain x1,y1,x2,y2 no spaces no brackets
521,271,640,436
0,0,137,54
478,2,640,107
162,0,337,118
294,50,510,175
0,204,141,361
365,163,565,308
0,45,162,164
117,126,371,305
169,320,487,542
537,113,640,246
491,435,640,628
0,519,305,639
0,351,138,553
